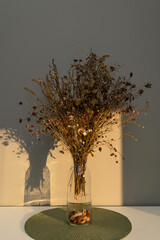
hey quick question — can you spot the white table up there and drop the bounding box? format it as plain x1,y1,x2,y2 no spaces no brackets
0,206,160,239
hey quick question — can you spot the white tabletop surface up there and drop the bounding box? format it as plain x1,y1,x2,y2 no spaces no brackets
0,206,160,239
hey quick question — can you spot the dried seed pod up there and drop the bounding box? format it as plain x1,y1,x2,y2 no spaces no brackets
70,211,83,220
84,216,90,222
77,216,83,224
68,211,74,219
80,219,86,224
86,210,91,217
73,218,77,224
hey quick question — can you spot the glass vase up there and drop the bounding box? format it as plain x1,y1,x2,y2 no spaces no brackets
66,162,92,226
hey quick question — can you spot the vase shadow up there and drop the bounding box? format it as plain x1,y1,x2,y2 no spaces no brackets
24,165,50,206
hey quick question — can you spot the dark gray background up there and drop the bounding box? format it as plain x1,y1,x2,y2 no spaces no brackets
0,0,159,205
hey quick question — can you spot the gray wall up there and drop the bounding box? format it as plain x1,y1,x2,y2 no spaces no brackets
0,0,159,205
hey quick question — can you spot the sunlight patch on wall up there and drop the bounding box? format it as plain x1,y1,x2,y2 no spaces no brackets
0,129,29,206
0,126,122,206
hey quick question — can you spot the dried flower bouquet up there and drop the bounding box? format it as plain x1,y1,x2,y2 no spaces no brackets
20,52,151,198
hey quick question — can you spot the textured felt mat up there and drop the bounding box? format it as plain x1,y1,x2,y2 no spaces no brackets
25,207,132,240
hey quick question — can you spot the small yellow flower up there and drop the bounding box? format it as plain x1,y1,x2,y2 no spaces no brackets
82,131,87,136
69,115,74,120
78,128,87,136
88,129,92,133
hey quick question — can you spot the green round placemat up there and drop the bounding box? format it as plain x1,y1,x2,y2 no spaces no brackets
25,208,132,240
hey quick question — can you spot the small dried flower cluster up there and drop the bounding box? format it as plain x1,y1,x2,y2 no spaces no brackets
20,52,151,196
68,209,91,224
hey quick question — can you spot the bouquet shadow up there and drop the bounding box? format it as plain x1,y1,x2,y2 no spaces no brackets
0,126,60,206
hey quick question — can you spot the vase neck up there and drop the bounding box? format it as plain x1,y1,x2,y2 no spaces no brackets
72,154,88,168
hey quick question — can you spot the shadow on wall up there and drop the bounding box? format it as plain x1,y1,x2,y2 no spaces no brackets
0,126,61,206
